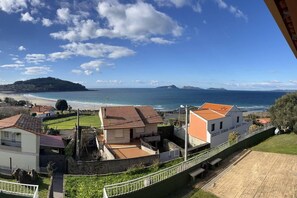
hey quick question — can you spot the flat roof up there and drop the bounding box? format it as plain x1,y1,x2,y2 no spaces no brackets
108,142,152,159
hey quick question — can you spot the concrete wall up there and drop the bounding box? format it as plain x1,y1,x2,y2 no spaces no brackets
132,127,145,138
0,127,39,171
104,145,115,160
67,154,159,174
113,127,275,198
104,129,130,144
144,124,158,135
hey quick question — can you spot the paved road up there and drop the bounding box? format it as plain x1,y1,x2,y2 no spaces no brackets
53,174,64,198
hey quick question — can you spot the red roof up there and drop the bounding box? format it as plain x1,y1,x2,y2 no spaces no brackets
193,109,225,120
101,106,163,130
200,103,233,115
31,105,55,113
40,135,65,148
136,106,163,124
0,114,42,134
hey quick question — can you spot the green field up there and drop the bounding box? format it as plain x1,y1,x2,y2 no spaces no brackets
252,133,297,155
43,114,100,130
0,177,50,198
189,189,218,198
65,158,183,198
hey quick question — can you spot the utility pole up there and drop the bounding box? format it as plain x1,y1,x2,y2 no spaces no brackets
76,109,80,160
184,105,188,161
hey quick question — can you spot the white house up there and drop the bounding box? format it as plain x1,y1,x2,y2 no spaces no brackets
0,114,41,171
188,103,250,147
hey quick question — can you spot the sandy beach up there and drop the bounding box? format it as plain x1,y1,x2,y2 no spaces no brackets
0,92,101,110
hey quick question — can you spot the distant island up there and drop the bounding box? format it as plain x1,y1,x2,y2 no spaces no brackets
0,77,88,93
156,85,179,89
182,86,203,90
156,85,227,91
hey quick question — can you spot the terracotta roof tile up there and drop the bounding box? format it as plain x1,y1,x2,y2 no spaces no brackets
0,114,42,134
135,106,163,124
31,105,55,113
101,106,163,130
40,135,65,148
101,106,145,129
193,109,225,120
200,103,233,115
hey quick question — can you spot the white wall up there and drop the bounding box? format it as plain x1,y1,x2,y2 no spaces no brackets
206,107,249,147
0,127,39,171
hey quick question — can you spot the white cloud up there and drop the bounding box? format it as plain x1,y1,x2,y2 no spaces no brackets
56,7,71,23
80,60,103,72
84,70,93,75
20,12,37,23
0,63,24,68
96,1,182,42
18,45,26,51
96,80,122,84
150,80,159,86
50,1,183,43
215,0,248,22
48,51,72,61
23,66,52,75
50,19,99,41
55,42,135,59
155,0,202,13
150,37,174,44
0,0,27,13
25,53,46,64
215,0,227,9
42,18,53,27
71,69,82,75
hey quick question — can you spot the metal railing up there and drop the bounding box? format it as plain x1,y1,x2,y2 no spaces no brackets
0,180,39,198
103,125,274,198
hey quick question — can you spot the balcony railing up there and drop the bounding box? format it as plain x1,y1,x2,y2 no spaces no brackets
1,139,21,148
0,180,39,198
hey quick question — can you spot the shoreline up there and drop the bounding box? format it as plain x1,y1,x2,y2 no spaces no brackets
0,92,270,113
0,92,101,110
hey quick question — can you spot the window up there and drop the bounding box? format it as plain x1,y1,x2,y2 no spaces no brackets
3,131,9,139
237,116,240,123
211,124,215,131
220,121,223,129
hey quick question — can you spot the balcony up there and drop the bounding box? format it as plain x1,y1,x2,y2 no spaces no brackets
0,140,21,152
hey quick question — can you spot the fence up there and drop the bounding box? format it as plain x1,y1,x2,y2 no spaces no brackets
0,179,39,198
103,125,274,198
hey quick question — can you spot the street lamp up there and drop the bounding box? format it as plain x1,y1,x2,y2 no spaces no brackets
181,105,188,161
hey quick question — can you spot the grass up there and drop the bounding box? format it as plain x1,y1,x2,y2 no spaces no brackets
65,157,183,198
189,189,218,198
43,114,100,130
0,176,50,198
252,133,297,155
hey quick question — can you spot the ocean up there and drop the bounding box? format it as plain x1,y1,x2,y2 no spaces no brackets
27,89,287,111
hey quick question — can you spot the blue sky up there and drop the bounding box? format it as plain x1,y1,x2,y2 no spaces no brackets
0,0,296,90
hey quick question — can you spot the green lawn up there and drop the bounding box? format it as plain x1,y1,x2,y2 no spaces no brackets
252,133,297,155
44,114,100,130
65,158,183,198
0,176,50,198
189,189,218,198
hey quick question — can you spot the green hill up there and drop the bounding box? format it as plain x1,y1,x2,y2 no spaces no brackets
0,77,88,92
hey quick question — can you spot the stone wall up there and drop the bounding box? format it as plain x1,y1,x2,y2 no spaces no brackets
67,154,159,175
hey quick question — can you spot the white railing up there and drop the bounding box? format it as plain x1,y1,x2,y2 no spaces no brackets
0,180,39,198
103,125,274,198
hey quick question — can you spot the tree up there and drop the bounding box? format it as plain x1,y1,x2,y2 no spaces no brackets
55,99,68,113
269,92,297,133
228,131,239,144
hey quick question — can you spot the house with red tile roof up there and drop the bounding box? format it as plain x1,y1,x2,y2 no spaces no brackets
99,106,163,159
99,106,163,144
188,103,250,147
0,114,65,172
30,105,55,118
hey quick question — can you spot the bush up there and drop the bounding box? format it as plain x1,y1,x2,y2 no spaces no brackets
126,163,145,175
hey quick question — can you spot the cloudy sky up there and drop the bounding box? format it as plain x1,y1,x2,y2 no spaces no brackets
0,0,296,90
